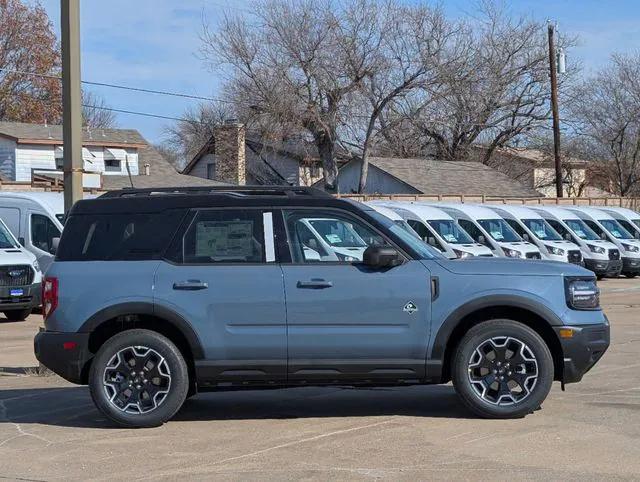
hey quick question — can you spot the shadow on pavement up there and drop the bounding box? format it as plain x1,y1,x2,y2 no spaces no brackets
0,384,473,428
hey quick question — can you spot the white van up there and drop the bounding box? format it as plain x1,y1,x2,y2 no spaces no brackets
0,192,65,273
424,203,542,259
368,201,493,259
598,206,640,239
532,206,622,278
488,205,583,264
365,204,423,240
0,217,42,320
567,206,640,278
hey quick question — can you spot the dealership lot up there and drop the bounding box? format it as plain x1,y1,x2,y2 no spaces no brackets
1,278,639,480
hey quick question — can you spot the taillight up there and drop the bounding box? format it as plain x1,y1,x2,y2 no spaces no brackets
43,277,58,320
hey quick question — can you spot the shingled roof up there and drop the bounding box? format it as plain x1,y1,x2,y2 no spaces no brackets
0,121,146,147
340,157,542,197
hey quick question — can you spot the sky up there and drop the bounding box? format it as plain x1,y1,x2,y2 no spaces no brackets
38,0,640,145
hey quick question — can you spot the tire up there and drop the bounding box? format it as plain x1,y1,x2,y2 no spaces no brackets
3,309,32,321
625,273,637,279
452,319,554,419
596,274,604,281
89,329,189,428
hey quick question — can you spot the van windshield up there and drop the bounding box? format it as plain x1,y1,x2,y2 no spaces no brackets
564,219,600,240
308,219,367,248
522,219,562,241
427,219,474,244
599,219,634,240
633,219,640,230
478,219,521,242
0,221,19,249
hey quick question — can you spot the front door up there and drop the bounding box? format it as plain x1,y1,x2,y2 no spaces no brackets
153,208,287,387
279,208,432,383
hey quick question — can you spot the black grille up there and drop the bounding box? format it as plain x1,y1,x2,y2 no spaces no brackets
526,252,542,259
568,250,582,264
0,265,34,287
609,249,620,260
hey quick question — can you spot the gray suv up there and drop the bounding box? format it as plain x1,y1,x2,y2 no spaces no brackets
34,187,610,427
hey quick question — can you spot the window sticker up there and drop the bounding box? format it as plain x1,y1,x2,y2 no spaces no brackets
196,220,254,259
325,233,342,244
491,230,504,240
443,233,457,243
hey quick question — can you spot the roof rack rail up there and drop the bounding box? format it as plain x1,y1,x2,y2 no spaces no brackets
100,185,332,199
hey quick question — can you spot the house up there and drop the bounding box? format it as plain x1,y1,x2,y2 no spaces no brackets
315,157,542,198
0,121,224,190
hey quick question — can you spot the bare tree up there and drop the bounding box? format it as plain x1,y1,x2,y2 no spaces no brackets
81,90,117,129
570,53,640,196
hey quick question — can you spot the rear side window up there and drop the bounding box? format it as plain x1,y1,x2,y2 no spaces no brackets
57,210,186,261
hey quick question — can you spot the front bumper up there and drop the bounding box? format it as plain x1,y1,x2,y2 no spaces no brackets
584,258,622,276
34,330,92,384
622,257,640,274
0,283,41,311
555,321,610,384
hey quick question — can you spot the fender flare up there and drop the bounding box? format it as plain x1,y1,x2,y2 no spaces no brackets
79,301,204,359
430,294,563,362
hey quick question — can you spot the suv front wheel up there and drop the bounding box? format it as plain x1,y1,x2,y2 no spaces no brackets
452,319,554,419
89,329,189,427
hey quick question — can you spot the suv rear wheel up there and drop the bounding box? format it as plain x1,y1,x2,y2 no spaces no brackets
89,329,189,428
452,319,554,419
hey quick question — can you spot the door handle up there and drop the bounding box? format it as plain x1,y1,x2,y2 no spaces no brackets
173,280,208,291
297,279,333,289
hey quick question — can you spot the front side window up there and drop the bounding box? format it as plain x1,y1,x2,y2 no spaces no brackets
407,219,444,251
522,219,562,241
458,219,488,246
182,210,266,263
599,219,634,240
427,219,474,244
478,219,522,242
31,214,61,253
584,220,606,238
284,209,390,263
618,219,640,238
564,219,600,240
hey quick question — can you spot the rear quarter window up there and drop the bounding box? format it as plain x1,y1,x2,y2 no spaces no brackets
56,209,187,261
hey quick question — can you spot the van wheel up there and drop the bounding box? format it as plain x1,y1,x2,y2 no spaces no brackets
2,309,31,321
89,329,189,428
625,273,637,278
452,319,554,419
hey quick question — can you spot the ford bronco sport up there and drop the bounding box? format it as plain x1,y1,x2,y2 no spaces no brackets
34,187,610,427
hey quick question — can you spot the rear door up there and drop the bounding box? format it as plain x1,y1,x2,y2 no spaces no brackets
153,208,287,387
278,208,432,383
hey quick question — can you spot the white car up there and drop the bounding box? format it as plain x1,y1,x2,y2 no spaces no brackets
368,201,493,259
488,204,583,264
294,217,368,262
0,218,42,320
422,203,542,259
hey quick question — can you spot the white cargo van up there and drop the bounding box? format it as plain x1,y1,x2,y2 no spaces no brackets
599,206,640,239
425,203,542,259
0,192,64,273
488,204,583,264
567,206,640,277
368,201,493,259
532,206,621,278
365,204,422,240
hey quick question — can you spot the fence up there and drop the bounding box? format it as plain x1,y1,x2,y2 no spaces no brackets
336,194,640,211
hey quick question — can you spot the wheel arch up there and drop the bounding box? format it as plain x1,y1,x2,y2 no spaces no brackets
430,295,564,384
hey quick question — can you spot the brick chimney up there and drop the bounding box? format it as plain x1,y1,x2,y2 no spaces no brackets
214,120,246,185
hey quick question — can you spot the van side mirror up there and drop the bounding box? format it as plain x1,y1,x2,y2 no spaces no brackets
522,233,530,242
600,232,607,240
363,246,403,269
478,235,486,246
18,237,25,246
49,237,60,255
564,233,572,241
426,236,437,247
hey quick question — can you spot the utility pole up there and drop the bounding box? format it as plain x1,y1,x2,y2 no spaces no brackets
548,21,563,198
61,0,83,214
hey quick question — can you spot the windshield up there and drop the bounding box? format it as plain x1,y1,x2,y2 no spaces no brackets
564,219,600,240
522,219,562,241
599,219,634,240
427,219,474,244
634,219,640,230
308,219,367,248
0,221,19,249
367,211,441,259
394,219,421,239
478,219,522,242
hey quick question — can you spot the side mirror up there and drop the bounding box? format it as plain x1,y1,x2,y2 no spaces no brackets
363,246,403,269
18,237,25,246
600,232,607,240
426,236,437,247
49,237,60,255
478,235,486,246
564,233,572,241
522,233,530,242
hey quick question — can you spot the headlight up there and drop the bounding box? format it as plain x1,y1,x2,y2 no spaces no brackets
587,244,606,254
621,243,640,253
545,245,565,256
503,248,522,258
32,259,41,272
336,253,358,262
453,249,471,258
565,278,600,310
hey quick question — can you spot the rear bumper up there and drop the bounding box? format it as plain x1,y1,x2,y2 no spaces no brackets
34,330,92,384
584,259,622,276
622,257,640,274
0,283,41,310
555,321,610,384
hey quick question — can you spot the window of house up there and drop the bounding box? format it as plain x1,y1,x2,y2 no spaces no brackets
207,163,216,180
30,214,62,253
310,164,321,177
105,159,122,172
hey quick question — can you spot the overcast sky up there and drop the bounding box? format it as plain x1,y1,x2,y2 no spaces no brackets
39,0,640,144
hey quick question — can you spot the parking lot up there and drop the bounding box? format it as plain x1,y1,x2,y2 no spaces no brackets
0,278,638,480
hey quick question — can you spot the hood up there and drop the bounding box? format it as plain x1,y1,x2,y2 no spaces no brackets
433,256,593,277
0,247,37,266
